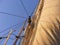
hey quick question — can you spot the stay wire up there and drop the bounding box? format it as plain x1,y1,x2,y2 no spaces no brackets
19,0,29,17
0,12,26,18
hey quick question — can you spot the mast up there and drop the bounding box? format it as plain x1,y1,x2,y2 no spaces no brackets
13,20,26,45
4,30,14,45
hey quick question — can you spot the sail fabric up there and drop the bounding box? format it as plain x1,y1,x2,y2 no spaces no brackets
32,0,60,45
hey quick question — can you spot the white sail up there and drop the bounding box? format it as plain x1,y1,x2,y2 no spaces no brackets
32,0,60,45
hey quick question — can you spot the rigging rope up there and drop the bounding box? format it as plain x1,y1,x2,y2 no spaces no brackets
0,12,26,18
19,0,29,17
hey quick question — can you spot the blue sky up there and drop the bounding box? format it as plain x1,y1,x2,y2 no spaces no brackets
0,0,39,45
